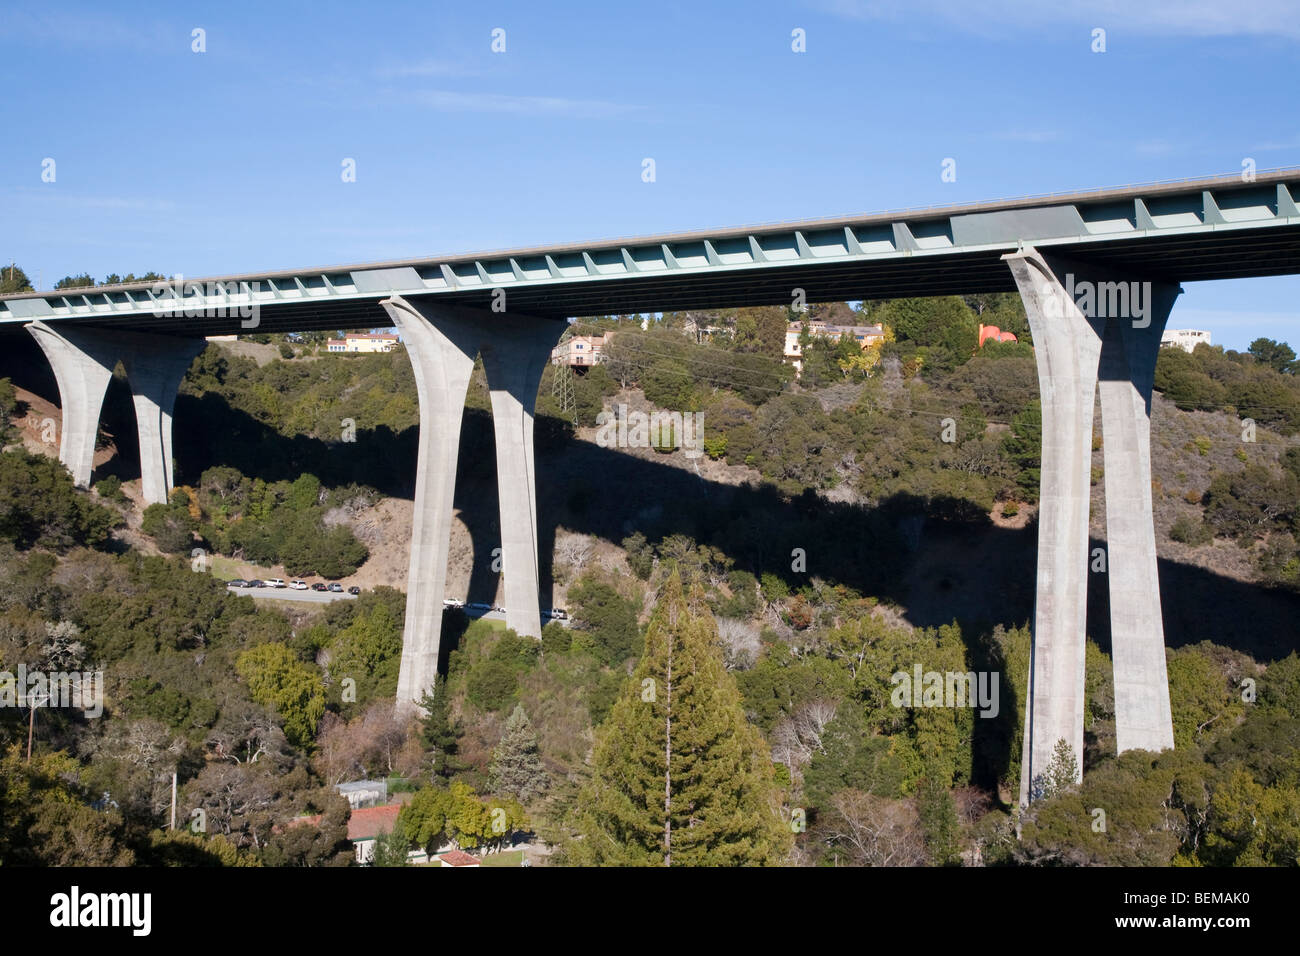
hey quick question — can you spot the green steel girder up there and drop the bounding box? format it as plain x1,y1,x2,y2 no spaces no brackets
3,169,1299,335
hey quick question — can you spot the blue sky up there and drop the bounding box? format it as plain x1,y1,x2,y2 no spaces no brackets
2,0,1297,349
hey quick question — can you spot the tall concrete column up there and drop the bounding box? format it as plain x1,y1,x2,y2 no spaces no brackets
481,318,559,640
380,297,480,710
1098,282,1179,756
1006,248,1179,804
25,320,117,489
120,336,206,505
1004,249,1105,805
380,296,562,710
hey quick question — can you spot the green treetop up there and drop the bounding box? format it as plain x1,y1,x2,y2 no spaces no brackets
571,572,792,866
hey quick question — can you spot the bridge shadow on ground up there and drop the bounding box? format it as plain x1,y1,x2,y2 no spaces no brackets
172,390,1300,789
4,334,1297,790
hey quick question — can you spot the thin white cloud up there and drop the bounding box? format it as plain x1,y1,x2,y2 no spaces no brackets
377,59,480,79
1135,138,1178,156
817,0,1300,40
2,8,172,50
989,129,1067,143
7,188,177,213
407,89,641,119
1243,136,1300,152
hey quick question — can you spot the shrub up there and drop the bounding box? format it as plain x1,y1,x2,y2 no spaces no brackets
0,451,118,550
1169,516,1213,546
466,658,519,712
94,475,126,502
541,621,571,655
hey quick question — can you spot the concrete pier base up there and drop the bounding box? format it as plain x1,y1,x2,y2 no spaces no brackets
380,296,562,710
26,320,204,504
1004,249,1178,805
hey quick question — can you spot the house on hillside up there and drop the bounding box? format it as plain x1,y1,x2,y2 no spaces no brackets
348,803,429,865
783,319,885,374
1161,329,1212,352
326,332,400,354
551,333,607,367
681,315,732,344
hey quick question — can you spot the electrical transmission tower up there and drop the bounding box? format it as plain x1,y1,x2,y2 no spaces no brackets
551,362,576,422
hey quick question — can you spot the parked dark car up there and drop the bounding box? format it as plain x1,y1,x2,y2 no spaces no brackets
311,583,328,592
247,580,266,588
226,579,248,588
347,586,361,595
327,583,344,593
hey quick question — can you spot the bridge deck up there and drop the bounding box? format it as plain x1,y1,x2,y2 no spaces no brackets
3,168,1298,335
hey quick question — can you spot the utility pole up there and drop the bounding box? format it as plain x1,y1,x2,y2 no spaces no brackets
25,691,48,764
170,771,178,829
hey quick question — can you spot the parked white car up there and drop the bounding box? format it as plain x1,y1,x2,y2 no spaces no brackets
288,580,308,590
266,578,286,589
442,598,465,608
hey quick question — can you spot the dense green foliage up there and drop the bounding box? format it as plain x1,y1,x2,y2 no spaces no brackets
398,780,525,854
0,450,118,550
1155,341,1300,432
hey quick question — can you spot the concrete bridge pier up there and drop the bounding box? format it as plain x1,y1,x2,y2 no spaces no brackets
1004,248,1178,806
1004,250,1104,805
380,296,562,710
25,320,203,504
1097,282,1180,758
26,320,118,490
120,337,207,505
480,321,559,640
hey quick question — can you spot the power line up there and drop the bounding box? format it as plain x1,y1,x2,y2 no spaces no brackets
601,334,1300,417
587,338,1300,446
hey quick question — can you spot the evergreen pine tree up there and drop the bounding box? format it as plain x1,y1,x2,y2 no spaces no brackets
1044,737,1080,796
916,776,961,865
418,675,459,779
490,704,550,802
571,572,791,866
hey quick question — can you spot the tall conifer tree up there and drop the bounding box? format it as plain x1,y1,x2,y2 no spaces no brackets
490,704,549,802
572,573,791,865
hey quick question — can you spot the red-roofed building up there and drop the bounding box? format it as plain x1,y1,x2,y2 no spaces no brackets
436,849,481,868
348,804,400,841
348,803,423,865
